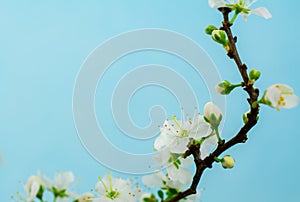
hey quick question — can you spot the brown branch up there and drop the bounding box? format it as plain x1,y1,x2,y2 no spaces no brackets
164,7,260,202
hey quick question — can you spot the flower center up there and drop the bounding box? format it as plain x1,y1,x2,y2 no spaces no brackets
106,190,120,199
276,95,287,110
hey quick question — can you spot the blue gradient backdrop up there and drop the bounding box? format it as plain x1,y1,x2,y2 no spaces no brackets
1,0,299,201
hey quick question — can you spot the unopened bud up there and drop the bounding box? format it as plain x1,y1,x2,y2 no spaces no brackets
211,30,227,45
205,25,218,35
243,112,249,124
249,69,261,82
222,155,235,169
215,80,233,95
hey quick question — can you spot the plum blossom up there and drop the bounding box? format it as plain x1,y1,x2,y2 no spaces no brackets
40,171,75,200
24,174,44,202
51,171,75,191
142,170,188,190
208,0,272,19
154,114,211,154
142,167,200,202
74,193,93,202
166,157,193,185
94,174,141,202
263,84,299,110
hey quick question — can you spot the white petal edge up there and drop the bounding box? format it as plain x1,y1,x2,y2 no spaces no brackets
251,7,272,19
283,94,299,108
208,0,226,8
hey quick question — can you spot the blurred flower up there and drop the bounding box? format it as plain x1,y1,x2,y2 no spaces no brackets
42,171,74,199
142,168,200,202
142,170,185,190
74,193,93,202
94,174,141,202
166,157,193,185
24,175,44,202
262,84,299,110
51,171,74,191
140,193,158,202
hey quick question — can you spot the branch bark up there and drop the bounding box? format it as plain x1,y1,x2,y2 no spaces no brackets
164,8,260,202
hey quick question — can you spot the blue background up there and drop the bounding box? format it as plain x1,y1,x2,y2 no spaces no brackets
1,0,299,201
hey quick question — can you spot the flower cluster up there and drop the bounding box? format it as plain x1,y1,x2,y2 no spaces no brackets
19,171,92,202
154,102,223,162
16,1,299,202
19,172,143,202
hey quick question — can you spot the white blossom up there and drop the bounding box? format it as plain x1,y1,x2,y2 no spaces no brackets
74,193,93,202
208,0,272,19
24,175,43,202
264,84,299,110
154,115,211,154
94,174,141,202
51,171,75,191
166,157,193,185
142,171,184,190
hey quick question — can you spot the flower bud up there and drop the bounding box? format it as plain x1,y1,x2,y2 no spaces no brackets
215,80,233,95
211,30,227,45
221,155,235,169
249,69,261,82
205,25,218,35
204,102,222,127
243,111,249,124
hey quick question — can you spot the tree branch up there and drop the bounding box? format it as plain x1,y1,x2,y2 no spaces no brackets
164,7,260,202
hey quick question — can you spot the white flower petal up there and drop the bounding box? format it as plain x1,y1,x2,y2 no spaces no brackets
265,84,298,109
180,156,194,167
166,166,192,185
142,171,165,187
184,191,201,202
208,0,227,8
251,7,272,19
57,197,69,202
169,138,189,154
49,171,75,191
283,94,299,108
154,132,170,151
153,148,170,166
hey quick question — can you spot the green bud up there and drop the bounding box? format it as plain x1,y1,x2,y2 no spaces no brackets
221,155,235,169
243,110,259,124
243,112,249,124
211,30,227,45
249,69,261,82
215,80,232,95
215,80,242,95
205,25,218,35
